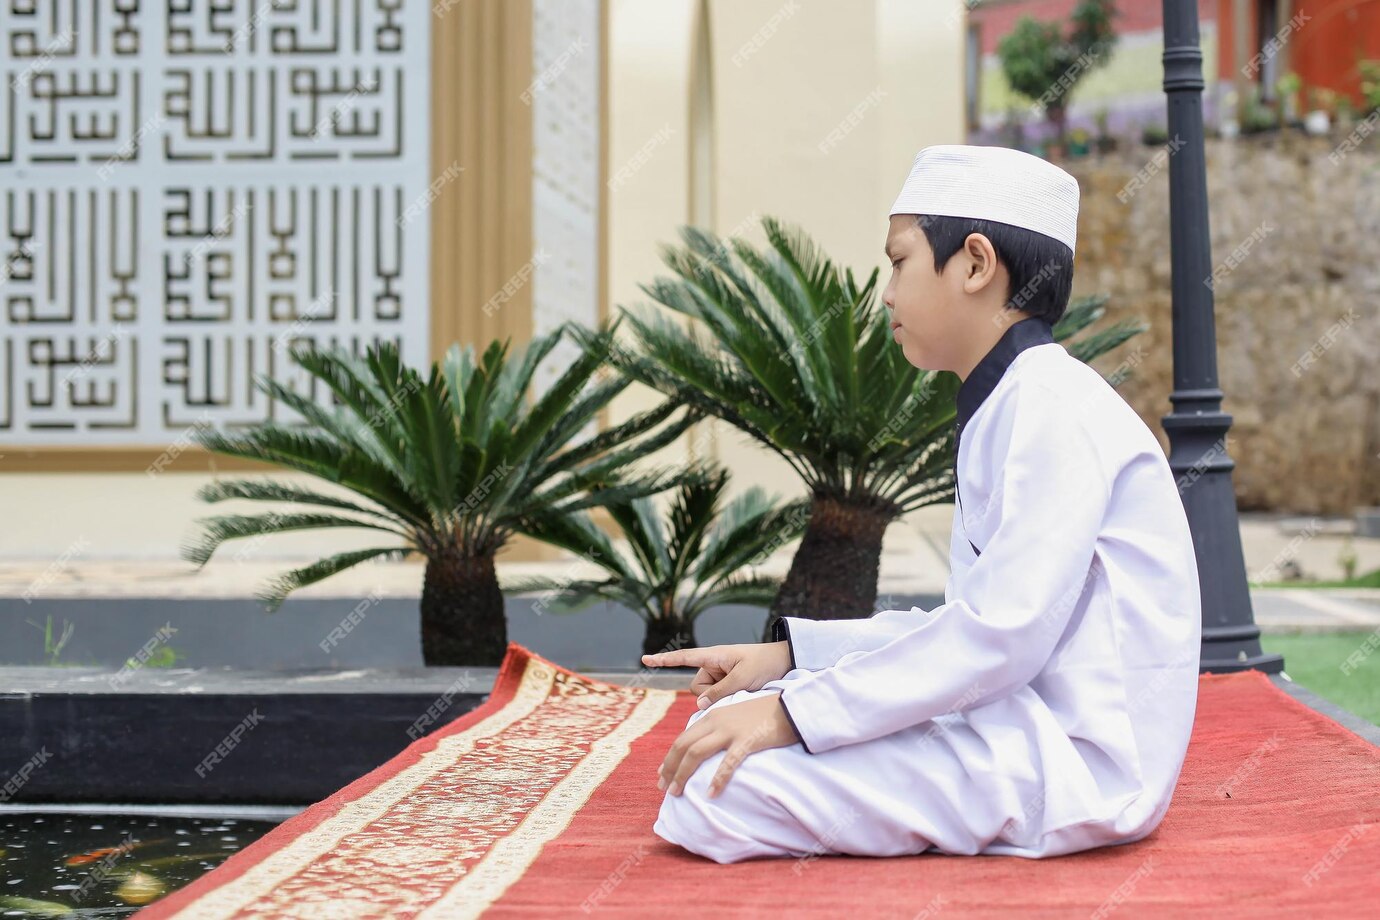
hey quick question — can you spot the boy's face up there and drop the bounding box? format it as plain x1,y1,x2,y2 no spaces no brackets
881,213,972,372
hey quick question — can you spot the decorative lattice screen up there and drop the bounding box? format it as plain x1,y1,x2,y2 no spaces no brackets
0,0,431,445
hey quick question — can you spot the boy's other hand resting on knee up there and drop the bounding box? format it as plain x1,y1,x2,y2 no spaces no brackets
641,642,792,711
642,643,800,798
653,692,799,798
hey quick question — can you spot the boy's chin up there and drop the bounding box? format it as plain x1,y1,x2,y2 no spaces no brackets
897,341,936,371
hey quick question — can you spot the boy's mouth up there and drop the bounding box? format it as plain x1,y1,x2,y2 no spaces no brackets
889,321,902,331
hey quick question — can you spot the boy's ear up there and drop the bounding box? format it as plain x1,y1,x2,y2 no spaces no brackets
960,233,1001,293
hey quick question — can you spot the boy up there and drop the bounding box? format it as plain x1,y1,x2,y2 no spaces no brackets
642,144,1202,864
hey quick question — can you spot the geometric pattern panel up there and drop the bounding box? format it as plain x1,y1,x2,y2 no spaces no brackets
0,0,430,444
531,0,600,390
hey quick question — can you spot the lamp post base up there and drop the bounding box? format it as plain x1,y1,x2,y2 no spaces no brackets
1200,622,1286,674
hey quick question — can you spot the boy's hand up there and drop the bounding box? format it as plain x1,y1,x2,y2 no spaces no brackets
656,692,799,798
641,642,792,710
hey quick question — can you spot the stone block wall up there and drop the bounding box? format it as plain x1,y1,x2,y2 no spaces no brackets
1065,133,1380,515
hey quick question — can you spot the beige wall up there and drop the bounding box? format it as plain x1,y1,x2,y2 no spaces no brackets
607,0,966,500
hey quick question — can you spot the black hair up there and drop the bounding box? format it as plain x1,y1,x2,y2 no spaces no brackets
910,214,1074,325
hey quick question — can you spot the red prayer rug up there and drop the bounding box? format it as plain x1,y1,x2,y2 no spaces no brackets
141,642,1380,918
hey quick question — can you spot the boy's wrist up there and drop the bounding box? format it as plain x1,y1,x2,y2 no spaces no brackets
775,639,795,676
770,616,798,671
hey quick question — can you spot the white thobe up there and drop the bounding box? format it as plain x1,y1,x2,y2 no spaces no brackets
654,317,1202,864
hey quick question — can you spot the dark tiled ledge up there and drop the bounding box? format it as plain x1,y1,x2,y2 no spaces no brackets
0,665,691,806
0,666,694,696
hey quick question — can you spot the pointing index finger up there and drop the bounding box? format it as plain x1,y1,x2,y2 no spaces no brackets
641,649,704,668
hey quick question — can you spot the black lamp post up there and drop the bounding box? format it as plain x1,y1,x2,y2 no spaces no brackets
1160,0,1283,674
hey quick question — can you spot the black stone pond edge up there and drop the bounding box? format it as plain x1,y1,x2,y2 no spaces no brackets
0,667,690,806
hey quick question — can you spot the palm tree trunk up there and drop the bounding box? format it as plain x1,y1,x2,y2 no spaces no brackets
420,548,507,666
643,617,697,658
762,495,895,642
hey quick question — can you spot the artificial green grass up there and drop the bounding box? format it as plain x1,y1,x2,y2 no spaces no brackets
1259,631,1380,727
1253,567,1380,589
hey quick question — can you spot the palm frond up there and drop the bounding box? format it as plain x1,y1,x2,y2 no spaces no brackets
501,576,640,616
510,509,636,584
182,511,410,567
279,345,410,477
1064,319,1148,365
695,492,811,581
1051,293,1112,339
255,546,413,612
664,466,729,590
195,479,406,526
194,423,430,528
682,572,785,620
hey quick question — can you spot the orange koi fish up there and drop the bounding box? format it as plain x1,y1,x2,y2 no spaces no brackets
65,838,164,866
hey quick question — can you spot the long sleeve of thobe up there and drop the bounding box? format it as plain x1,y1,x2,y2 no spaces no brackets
776,383,1113,755
772,606,928,671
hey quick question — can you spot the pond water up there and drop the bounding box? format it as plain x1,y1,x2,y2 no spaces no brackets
1,813,280,917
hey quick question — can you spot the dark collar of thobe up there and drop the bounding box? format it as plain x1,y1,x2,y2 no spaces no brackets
951,317,1056,558
955,316,1056,434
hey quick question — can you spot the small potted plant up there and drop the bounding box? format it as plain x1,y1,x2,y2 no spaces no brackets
1334,94,1356,133
1360,59,1380,118
1303,86,1336,135
1067,126,1091,157
1338,537,1359,581
1218,90,1241,139
1240,87,1280,135
1275,71,1302,125
1093,108,1117,154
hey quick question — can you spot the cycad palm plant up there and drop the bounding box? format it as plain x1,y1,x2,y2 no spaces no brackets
502,465,811,656
182,323,701,666
577,216,1144,640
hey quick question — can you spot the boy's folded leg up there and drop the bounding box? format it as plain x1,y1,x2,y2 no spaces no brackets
653,678,819,864
653,679,954,864
652,751,818,864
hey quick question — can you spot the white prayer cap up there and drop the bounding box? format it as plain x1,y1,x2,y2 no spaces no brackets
889,144,1080,256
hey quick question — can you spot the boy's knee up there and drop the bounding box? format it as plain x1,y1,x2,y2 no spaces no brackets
653,748,808,864
654,789,781,864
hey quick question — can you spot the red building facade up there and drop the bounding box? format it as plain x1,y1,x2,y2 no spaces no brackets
969,0,1377,115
